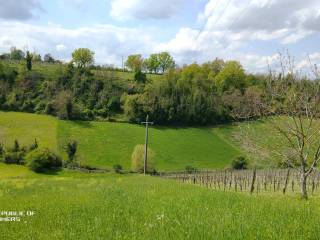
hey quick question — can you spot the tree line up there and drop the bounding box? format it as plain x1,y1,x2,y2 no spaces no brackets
126,52,175,74
0,46,57,63
0,46,318,126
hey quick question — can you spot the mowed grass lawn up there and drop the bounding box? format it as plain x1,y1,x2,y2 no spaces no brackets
0,163,319,240
0,112,240,170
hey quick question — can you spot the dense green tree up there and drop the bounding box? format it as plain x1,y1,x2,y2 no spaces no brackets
144,54,160,74
134,70,147,83
158,52,175,73
66,140,78,166
123,64,224,124
202,58,225,79
54,90,75,120
43,53,55,63
125,54,143,72
10,47,25,60
26,51,33,71
215,61,246,92
71,48,94,69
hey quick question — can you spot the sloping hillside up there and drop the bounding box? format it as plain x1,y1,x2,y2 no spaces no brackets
0,111,240,170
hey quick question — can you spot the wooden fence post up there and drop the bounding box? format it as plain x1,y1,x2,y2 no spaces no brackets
282,169,290,194
250,168,257,194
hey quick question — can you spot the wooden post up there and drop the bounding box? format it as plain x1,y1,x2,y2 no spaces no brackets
141,115,153,175
250,168,257,194
282,169,290,194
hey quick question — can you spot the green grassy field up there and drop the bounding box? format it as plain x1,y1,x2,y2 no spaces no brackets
0,112,240,170
0,163,319,240
1,112,319,239
212,117,306,168
58,121,240,170
0,111,303,170
0,111,58,150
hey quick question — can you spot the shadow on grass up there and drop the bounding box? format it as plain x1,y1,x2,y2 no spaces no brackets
71,120,92,128
36,168,62,175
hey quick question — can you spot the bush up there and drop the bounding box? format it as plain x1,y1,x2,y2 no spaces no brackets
0,143,4,161
231,156,248,170
113,164,123,173
131,144,155,173
134,70,146,83
44,102,55,115
54,91,75,120
29,138,38,151
3,140,26,164
3,151,24,164
26,148,62,173
12,139,20,152
66,140,78,161
185,165,197,174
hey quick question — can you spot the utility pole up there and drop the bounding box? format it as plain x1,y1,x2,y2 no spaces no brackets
141,115,153,175
122,55,124,72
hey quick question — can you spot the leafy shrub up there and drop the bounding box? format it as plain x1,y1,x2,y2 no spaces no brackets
44,102,55,115
12,139,20,152
35,102,46,113
185,165,197,174
113,164,123,173
134,70,146,83
26,148,62,173
3,151,24,164
3,140,26,164
231,156,248,170
131,144,155,173
29,138,38,151
54,91,76,120
0,143,4,161
65,140,78,167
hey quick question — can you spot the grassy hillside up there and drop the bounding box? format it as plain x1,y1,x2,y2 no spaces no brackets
58,121,240,170
212,117,304,168
1,163,319,240
0,112,58,150
2,60,164,82
0,111,302,170
0,111,240,170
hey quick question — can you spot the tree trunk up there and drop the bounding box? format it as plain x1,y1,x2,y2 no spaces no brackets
300,172,308,200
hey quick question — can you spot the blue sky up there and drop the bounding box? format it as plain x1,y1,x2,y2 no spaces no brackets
0,0,320,73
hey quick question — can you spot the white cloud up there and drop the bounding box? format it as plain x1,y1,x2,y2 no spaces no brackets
0,21,157,65
200,0,320,43
56,44,67,52
1,0,320,73
297,52,320,69
110,0,184,20
0,0,42,20
157,0,320,71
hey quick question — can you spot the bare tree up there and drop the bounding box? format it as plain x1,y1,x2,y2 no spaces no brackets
267,53,320,199
223,86,267,120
